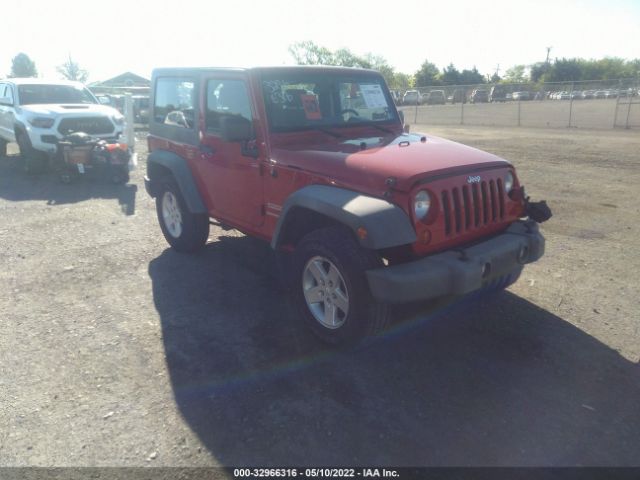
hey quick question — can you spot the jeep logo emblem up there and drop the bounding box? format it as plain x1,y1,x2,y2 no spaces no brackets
467,175,481,184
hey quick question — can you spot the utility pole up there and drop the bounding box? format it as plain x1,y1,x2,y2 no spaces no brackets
545,46,552,65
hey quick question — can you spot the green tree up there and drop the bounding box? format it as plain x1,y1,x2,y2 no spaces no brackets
288,41,400,87
9,53,37,78
529,62,548,83
503,65,527,83
288,41,334,65
56,55,89,83
414,60,440,87
440,63,461,85
392,72,413,90
460,67,485,85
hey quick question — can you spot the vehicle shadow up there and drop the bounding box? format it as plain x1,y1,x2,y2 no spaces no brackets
149,235,639,467
0,154,137,215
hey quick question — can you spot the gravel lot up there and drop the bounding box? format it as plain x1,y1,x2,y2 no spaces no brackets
0,126,638,467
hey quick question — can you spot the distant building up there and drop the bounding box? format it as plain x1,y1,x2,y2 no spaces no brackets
89,71,150,94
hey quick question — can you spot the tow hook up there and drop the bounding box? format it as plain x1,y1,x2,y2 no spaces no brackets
525,197,552,223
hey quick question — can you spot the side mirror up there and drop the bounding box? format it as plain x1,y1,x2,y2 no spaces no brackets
220,115,253,142
0,96,13,106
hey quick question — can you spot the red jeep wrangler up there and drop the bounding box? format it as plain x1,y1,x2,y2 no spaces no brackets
145,66,550,344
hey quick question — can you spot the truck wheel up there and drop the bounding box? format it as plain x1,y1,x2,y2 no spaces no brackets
16,132,47,174
156,180,209,253
291,226,390,345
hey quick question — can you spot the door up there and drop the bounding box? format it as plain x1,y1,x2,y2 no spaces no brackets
0,84,16,142
196,76,264,227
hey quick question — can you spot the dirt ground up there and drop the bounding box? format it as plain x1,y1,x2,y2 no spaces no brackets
0,126,638,467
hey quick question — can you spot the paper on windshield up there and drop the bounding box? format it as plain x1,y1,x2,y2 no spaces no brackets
301,94,322,120
360,84,387,109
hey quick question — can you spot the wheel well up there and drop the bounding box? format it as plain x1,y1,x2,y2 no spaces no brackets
147,161,173,183
276,207,348,249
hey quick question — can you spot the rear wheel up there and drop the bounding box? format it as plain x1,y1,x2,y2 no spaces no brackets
291,226,390,345
156,180,209,252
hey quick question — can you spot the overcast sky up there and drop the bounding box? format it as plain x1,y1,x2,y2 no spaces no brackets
2,0,638,82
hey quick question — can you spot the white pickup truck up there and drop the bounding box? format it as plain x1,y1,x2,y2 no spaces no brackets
0,78,125,172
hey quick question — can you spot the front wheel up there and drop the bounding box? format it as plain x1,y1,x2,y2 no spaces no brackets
16,132,47,174
156,180,209,252
291,226,390,345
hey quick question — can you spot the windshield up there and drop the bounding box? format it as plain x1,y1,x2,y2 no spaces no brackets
261,72,398,133
18,84,97,105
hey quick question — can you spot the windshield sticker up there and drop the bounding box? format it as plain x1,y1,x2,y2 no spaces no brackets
360,84,387,109
301,94,322,120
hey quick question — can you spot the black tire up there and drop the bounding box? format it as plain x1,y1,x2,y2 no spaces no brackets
156,179,209,253
290,226,390,345
16,132,47,174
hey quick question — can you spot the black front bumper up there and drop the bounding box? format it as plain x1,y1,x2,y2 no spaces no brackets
366,221,544,303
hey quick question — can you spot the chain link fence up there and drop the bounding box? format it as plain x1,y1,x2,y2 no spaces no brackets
396,78,640,129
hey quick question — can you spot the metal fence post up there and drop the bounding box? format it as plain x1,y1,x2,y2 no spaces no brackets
460,98,464,125
124,93,135,147
613,80,621,128
414,101,418,124
568,82,574,128
517,97,521,127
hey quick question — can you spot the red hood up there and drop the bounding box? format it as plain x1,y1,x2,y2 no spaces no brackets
270,131,510,194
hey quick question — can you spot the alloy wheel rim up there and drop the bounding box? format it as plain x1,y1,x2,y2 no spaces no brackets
162,191,183,238
302,256,349,329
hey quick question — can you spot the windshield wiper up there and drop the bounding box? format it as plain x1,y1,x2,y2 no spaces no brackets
364,123,395,135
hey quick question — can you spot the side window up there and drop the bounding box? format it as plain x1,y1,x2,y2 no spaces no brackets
154,78,195,129
5,85,14,104
205,79,253,132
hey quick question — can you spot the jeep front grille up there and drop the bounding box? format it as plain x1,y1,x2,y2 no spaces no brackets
58,117,114,135
440,178,505,236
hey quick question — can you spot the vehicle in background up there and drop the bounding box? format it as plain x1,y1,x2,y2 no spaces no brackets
132,95,150,123
469,89,488,103
581,90,595,99
447,89,466,104
0,78,125,173
570,91,583,100
402,90,422,105
594,91,607,99
489,85,507,102
512,91,530,101
426,90,446,105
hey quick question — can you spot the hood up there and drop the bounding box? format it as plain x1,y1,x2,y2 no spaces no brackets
19,104,121,117
270,132,510,193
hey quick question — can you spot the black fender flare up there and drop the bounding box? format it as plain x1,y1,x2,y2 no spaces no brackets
146,150,206,214
271,185,417,250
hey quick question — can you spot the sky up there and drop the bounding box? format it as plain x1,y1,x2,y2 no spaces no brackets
2,0,639,83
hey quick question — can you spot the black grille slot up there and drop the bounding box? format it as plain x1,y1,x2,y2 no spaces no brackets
481,182,489,224
497,178,505,219
472,183,481,226
58,117,114,135
442,191,452,235
489,180,497,221
452,188,462,233
462,186,471,230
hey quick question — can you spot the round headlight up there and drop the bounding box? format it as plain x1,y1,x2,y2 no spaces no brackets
504,171,514,193
414,190,431,220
